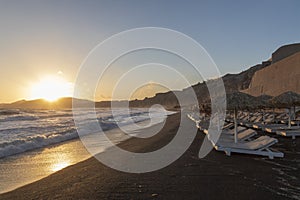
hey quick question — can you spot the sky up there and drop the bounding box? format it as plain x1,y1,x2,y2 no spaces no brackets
0,0,300,103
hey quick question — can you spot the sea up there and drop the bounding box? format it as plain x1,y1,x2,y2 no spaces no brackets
0,108,174,193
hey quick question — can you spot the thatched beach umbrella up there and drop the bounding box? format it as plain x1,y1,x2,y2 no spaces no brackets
270,91,300,108
256,94,273,122
201,92,258,143
270,91,300,128
226,92,259,143
256,94,273,108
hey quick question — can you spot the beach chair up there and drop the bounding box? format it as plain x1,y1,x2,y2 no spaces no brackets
226,126,247,133
264,125,300,133
276,129,300,139
222,128,257,142
249,113,274,130
291,119,300,126
204,127,257,142
213,136,284,159
243,116,262,128
222,122,234,130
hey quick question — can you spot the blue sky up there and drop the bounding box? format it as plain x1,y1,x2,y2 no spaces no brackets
0,0,299,102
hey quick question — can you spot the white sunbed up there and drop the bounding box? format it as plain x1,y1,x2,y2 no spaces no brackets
264,116,274,124
214,135,284,159
264,125,300,133
276,129,300,139
239,116,262,128
204,127,257,143
224,128,257,141
252,123,264,130
222,122,234,130
221,128,257,142
291,120,300,126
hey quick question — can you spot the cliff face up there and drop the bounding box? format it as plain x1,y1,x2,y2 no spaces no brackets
272,43,300,64
243,52,300,96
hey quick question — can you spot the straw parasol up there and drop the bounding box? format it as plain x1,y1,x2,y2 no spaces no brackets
225,92,259,143
256,94,273,108
255,94,273,122
270,91,300,108
270,91,300,128
201,92,259,143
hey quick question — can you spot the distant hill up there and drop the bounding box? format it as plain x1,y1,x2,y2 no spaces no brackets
128,61,269,108
0,60,269,110
0,98,93,110
2,43,299,110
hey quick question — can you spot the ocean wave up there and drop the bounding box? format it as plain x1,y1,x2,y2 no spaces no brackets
0,108,173,159
0,129,78,158
0,115,39,122
0,110,21,115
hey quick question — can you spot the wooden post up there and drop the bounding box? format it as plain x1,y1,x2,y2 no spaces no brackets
234,109,238,143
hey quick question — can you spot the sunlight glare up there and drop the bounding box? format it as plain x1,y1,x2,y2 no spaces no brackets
30,75,73,101
51,161,70,172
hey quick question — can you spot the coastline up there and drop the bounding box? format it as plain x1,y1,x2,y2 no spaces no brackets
1,112,299,199
0,111,170,194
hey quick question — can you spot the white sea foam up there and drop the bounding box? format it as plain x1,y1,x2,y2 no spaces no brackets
0,108,175,158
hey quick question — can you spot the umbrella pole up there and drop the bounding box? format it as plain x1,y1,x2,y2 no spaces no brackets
234,109,238,143
247,111,250,121
272,108,275,123
288,108,291,129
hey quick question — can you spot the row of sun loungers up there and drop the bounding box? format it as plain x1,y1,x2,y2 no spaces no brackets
187,114,284,159
227,111,300,140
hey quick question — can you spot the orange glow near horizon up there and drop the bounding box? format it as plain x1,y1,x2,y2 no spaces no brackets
29,75,74,102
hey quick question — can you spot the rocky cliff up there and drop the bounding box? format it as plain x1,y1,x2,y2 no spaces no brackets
243,51,300,96
272,43,300,64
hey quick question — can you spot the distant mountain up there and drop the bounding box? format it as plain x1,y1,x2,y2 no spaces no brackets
128,61,269,108
2,43,299,110
0,62,268,110
131,43,300,107
0,98,93,110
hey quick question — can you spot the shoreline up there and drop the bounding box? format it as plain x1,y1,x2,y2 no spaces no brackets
0,114,170,194
1,112,300,199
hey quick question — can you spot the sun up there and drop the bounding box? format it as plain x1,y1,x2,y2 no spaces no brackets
30,75,73,102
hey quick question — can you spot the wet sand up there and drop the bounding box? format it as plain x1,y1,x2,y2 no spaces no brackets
1,113,299,200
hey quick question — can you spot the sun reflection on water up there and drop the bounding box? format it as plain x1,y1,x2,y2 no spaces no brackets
51,161,70,172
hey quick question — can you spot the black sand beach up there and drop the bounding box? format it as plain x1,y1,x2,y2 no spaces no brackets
1,113,299,200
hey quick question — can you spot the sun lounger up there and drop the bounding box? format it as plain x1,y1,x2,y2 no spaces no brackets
204,127,257,142
214,136,284,159
189,114,283,159
222,122,234,130
264,125,300,133
222,128,257,141
276,129,300,139
291,120,300,126
252,123,263,130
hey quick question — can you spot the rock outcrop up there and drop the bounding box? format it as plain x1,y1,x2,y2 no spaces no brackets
243,51,300,96
272,43,300,64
